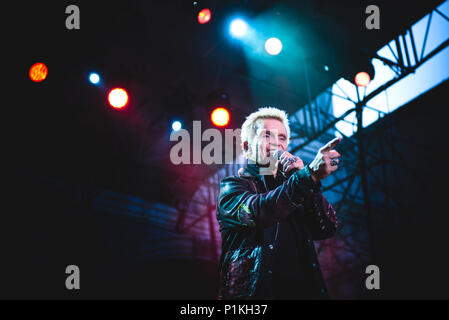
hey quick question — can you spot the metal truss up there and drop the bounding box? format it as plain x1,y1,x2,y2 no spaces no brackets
173,162,242,264
289,3,449,154
286,3,449,295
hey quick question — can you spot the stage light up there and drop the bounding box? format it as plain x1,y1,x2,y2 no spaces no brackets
29,62,48,82
211,107,230,127
265,37,282,55
172,120,182,131
346,54,375,87
108,88,129,109
198,8,211,24
355,71,371,87
324,65,329,72
89,73,100,84
230,19,248,38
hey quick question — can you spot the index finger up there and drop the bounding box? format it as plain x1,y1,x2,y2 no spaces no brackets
321,137,341,152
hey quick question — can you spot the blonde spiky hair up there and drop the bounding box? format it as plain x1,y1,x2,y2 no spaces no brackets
240,106,290,159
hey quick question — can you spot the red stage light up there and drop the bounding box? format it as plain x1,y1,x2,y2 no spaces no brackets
29,62,48,82
354,71,371,87
198,8,211,24
211,107,230,127
108,88,129,109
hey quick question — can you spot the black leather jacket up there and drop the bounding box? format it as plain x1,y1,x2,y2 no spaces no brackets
216,164,338,299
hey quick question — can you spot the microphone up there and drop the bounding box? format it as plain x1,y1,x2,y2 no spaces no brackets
272,149,297,162
272,149,308,177
272,149,285,160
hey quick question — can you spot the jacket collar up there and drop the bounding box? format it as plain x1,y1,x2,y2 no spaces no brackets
238,159,264,179
238,160,285,190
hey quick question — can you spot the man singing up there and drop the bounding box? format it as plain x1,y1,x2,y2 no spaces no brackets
216,106,340,299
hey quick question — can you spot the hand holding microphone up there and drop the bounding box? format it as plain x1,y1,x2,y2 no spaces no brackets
273,150,304,177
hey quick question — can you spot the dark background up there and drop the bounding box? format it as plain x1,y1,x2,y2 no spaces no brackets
3,0,449,299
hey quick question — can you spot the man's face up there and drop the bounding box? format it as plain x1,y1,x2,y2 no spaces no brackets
251,118,288,165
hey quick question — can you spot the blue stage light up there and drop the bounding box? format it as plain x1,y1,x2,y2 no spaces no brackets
89,73,100,84
172,121,182,131
264,37,282,55
230,18,248,38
